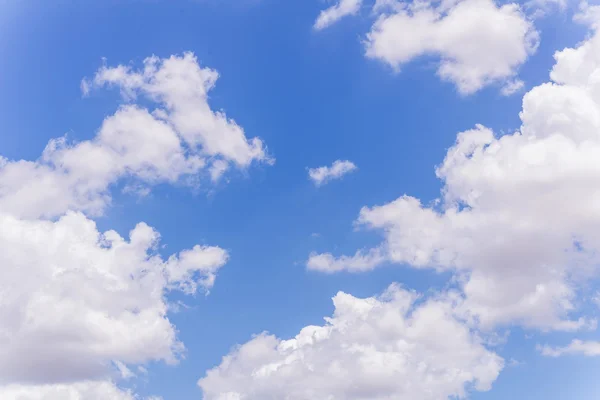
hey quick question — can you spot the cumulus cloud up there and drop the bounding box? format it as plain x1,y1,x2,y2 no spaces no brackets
199,284,503,400
308,160,357,186
0,106,205,219
0,211,227,385
0,53,244,396
308,24,600,331
539,340,600,357
0,53,270,220
314,0,363,30
88,53,270,168
365,0,538,94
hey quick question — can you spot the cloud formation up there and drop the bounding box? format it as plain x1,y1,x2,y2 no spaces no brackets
314,0,363,30
0,211,227,385
199,284,503,400
0,54,270,220
308,22,600,331
308,159,357,186
0,53,255,399
366,0,538,94
540,340,600,357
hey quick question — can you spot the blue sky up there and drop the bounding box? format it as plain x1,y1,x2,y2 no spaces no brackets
2,0,600,399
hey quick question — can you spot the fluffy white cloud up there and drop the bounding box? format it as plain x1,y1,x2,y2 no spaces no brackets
0,53,243,395
88,53,270,168
0,211,227,385
365,0,538,94
199,284,503,400
0,381,139,400
0,106,205,219
314,0,363,30
309,24,600,331
540,340,600,357
0,53,270,220
308,160,357,186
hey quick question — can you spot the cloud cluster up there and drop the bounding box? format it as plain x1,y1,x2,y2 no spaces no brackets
308,16,600,332
0,54,257,398
199,284,503,400
308,159,357,186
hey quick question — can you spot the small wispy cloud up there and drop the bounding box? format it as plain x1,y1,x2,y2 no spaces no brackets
308,159,357,187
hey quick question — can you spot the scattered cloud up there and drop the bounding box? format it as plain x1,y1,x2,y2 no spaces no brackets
199,284,503,399
308,159,357,186
308,25,600,331
365,0,538,94
574,1,600,29
314,0,363,30
0,53,246,397
308,247,385,272
88,53,271,168
539,340,600,357
501,79,525,96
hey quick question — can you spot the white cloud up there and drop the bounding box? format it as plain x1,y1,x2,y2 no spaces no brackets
575,1,600,28
307,247,385,272
0,106,205,219
308,25,600,331
314,0,363,30
199,284,503,400
500,79,525,96
0,54,271,220
365,0,538,94
539,340,600,357
89,53,270,168
0,53,244,395
308,160,357,186
0,211,227,385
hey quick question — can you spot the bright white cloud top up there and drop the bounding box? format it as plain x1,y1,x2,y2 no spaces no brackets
0,212,227,384
308,16,600,333
308,159,357,186
314,0,363,30
199,284,503,399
